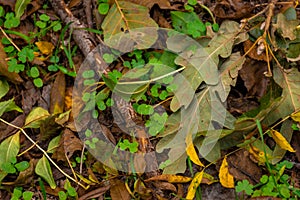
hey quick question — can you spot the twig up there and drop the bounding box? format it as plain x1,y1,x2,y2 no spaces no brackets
0,27,21,52
0,118,89,189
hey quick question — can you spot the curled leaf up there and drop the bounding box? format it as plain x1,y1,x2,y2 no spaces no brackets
219,156,234,188
291,111,300,123
186,133,204,167
270,129,295,152
186,170,204,199
145,174,192,183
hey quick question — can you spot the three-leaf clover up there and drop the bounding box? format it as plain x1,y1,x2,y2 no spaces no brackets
18,47,34,63
8,58,25,73
4,12,20,29
119,139,138,153
235,180,254,195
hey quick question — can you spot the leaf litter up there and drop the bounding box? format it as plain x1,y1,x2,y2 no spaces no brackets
0,0,300,199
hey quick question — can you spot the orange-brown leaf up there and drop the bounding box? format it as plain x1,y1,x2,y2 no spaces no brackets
145,174,192,183
270,129,295,152
186,170,204,199
50,71,66,114
219,156,234,188
186,134,204,167
35,41,54,55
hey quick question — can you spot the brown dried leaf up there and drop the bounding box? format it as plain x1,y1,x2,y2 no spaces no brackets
243,40,272,62
110,179,131,200
239,58,270,99
50,72,66,114
52,129,82,162
153,182,177,192
124,0,172,9
0,0,15,8
213,0,253,19
226,150,262,184
0,42,23,84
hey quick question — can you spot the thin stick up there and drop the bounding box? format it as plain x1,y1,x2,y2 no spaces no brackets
0,27,21,52
0,118,88,189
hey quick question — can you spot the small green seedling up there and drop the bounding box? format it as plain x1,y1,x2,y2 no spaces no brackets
11,187,34,200
119,139,138,153
0,157,29,174
145,112,168,136
98,0,110,15
235,160,300,199
58,179,78,200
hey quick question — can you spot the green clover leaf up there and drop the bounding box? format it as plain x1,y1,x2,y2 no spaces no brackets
235,180,254,195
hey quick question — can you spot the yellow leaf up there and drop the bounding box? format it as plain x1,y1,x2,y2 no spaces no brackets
35,41,55,55
186,170,204,200
219,156,234,188
291,111,300,122
186,134,204,167
145,174,192,183
270,129,295,152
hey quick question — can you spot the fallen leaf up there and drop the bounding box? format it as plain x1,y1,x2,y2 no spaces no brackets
35,41,55,55
213,0,253,19
101,1,158,51
239,58,270,99
270,129,295,152
271,120,294,164
291,111,300,122
0,0,15,9
0,132,20,182
219,156,234,188
13,159,36,185
226,150,262,185
0,98,23,117
125,0,172,9
145,174,192,183
273,13,299,40
186,133,204,167
50,71,66,114
264,67,300,126
186,170,204,200
153,182,177,192
243,40,272,62
52,129,82,161
35,155,56,189
0,42,23,84
110,179,131,200
24,107,50,128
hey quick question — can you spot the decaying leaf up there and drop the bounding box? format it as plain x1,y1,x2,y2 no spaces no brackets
0,42,23,84
273,13,299,40
219,156,234,188
271,120,294,164
110,179,131,200
52,129,83,162
264,67,300,126
186,170,204,200
35,41,55,55
145,174,192,183
270,129,295,152
125,0,172,9
50,71,66,114
101,1,158,51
